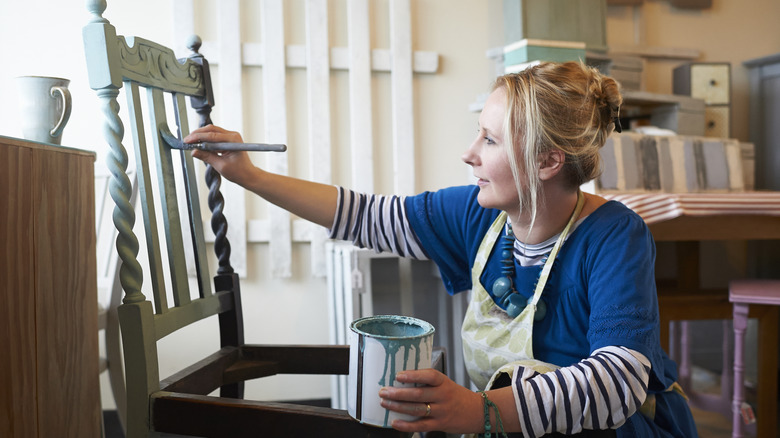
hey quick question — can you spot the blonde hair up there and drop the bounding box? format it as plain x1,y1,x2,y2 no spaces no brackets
493,61,622,229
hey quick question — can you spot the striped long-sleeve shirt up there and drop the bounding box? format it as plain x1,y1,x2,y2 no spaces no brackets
328,187,651,435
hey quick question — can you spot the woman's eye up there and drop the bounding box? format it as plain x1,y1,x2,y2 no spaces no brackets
484,136,495,145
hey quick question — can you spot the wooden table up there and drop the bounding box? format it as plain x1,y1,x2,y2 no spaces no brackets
0,136,100,437
606,192,780,438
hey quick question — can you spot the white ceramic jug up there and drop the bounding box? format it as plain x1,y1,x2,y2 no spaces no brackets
16,76,72,145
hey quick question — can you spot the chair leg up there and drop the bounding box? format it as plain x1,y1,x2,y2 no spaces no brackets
678,321,692,390
668,320,679,362
732,303,749,438
720,320,733,408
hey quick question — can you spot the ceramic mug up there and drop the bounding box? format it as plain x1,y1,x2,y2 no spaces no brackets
16,76,72,145
347,315,435,428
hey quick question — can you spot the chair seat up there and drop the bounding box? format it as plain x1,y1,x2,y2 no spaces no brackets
151,345,445,437
159,345,352,395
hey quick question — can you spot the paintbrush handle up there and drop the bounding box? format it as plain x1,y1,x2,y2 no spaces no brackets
160,124,287,153
192,142,287,152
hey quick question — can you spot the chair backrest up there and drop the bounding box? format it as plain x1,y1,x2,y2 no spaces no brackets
83,0,243,434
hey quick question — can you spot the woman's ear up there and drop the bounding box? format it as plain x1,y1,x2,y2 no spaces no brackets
538,149,565,181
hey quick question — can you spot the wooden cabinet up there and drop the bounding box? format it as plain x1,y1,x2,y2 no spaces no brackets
674,63,731,105
0,136,100,437
744,53,780,279
744,53,780,191
673,62,732,138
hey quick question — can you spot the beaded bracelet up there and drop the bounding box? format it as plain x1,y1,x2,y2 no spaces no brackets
477,391,507,438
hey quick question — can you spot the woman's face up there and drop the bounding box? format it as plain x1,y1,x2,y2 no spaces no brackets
462,87,520,213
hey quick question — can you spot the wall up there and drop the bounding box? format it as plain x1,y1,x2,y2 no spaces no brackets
1,0,778,406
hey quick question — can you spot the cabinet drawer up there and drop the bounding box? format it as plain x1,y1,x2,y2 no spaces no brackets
704,105,730,138
673,63,731,105
691,64,730,105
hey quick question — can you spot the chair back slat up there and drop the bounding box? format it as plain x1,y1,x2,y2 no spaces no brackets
125,82,169,314
173,92,213,299
146,86,193,308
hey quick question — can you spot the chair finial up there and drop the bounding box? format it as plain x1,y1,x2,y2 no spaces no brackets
85,0,109,24
187,35,203,55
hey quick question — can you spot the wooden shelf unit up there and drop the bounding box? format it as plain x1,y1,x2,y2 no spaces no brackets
1,136,100,437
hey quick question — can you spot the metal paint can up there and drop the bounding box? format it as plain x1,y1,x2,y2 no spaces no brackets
347,315,435,427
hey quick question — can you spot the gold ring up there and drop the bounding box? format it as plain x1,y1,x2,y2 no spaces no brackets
425,403,431,417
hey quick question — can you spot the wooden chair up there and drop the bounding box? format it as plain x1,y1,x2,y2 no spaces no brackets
83,1,443,437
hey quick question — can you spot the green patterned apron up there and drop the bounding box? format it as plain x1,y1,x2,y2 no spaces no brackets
461,192,585,390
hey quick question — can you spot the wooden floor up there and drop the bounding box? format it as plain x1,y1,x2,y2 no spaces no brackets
689,404,780,438
687,366,780,438
691,405,734,438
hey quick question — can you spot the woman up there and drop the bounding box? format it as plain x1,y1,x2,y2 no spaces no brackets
186,61,698,437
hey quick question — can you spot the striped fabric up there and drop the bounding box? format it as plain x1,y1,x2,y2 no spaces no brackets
512,346,650,437
329,187,427,259
602,192,780,225
510,219,585,267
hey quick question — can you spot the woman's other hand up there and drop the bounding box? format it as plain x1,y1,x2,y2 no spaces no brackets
378,369,484,434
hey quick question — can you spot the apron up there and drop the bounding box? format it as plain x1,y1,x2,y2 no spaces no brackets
461,192,584,390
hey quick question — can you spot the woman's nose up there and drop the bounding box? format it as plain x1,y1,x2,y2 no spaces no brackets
461,150,473,166
462,139,479,166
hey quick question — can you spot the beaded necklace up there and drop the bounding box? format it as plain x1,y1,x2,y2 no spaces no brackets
491,190,585,319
